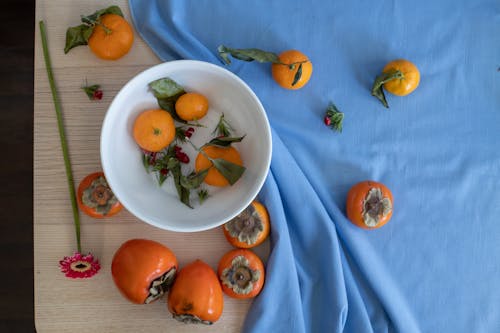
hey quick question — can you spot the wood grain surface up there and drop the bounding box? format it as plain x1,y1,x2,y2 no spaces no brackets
34,1,268,332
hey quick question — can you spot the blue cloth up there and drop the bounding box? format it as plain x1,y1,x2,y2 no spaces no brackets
128,1,500,332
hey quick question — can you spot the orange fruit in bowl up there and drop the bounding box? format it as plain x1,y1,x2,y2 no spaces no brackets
195,145,243,187
88,14,134,60
175,92,209,121
133,109,175,152
271,50,313,90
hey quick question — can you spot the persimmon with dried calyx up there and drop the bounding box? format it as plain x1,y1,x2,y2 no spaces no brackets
223,200,270,248
371,59,420,108
64,6,134,60
77,172,122,218
111,239,178,304
217,249,265,299
346,180,393,229
218,45,313,90
167,260,223,325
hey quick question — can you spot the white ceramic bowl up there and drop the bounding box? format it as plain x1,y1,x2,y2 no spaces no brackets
100,60,272,232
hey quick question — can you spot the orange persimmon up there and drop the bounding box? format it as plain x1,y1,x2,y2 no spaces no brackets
111,239,178,304
77,172,122,218
223,201,270,248
346,180,393,229
217,249,265,299
168,259,223,324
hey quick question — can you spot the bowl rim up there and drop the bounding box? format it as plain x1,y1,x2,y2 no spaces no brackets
100,59,272,232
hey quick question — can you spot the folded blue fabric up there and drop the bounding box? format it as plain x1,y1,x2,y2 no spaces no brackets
128,1,500,332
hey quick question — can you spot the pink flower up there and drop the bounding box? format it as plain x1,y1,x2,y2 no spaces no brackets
59,252,101,278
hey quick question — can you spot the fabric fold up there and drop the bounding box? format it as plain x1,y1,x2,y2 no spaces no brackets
128,1,500,332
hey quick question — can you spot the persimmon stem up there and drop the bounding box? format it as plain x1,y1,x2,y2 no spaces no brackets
40,21,82,253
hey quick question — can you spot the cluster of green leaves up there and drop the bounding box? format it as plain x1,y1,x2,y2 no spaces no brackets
142,145,210,208
217,45,305,87
325,103,344,133
143,77,247,208
64,6,123,54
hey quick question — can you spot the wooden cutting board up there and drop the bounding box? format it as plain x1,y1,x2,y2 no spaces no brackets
34,1,269,332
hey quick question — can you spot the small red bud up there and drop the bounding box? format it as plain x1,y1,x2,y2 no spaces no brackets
93,90,103,100
324,115,331,126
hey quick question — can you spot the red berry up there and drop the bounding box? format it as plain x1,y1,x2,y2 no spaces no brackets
93,90,103,100
160,168,169,175
174,145,182,152
184,127,195,138
149,152,157,165
176,152,190,164
324,115,331,126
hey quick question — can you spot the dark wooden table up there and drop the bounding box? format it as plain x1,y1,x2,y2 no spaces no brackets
0,0,35,331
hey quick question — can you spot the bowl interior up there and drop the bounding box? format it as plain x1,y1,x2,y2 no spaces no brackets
101,60,272,232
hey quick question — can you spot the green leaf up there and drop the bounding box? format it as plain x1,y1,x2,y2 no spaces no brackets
149,77,185,99
212,113,233,137
158,172,169,186
291,63,303,87
170,160,192,208
142,152,150,172
149,77,188,123
180,169,209,190
81,84,100,99
64,24,93,53
217,45,280,65
167,157,180,170
207,135,245,147
371,69,404,108
210,158,246,185
197,189,209,204
157,97,188,124
81,5,123,25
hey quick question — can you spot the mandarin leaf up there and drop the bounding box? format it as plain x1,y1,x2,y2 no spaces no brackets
371,69,403,108
217,45,280,64
210,158,246,185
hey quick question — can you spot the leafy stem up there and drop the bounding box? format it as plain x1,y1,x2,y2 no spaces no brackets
324,103,344,133
371,69,404,108
40,20,81,253
217,45,308,87
212,113,233,137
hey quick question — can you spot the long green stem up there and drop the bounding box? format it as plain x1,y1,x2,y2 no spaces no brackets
39,21,81,253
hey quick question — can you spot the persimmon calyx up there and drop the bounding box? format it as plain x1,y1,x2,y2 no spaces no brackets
172,314,213,325
362,188,392,227
221,255,260,295
145,267,176,304
82,176,118,215
225,204,264,245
